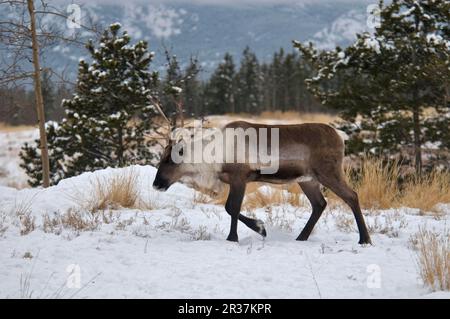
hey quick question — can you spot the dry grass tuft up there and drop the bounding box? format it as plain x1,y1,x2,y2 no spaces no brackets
193,191,213,204
410,227,450,292
92,169,139,210
10,195,37,235
350,157,400,210
327,157,449,213
264,206,295,232
18,212,35,236
67,169,140,212
367,212,408,238
242,183,302,211
401,171,450,214
0,212,9,236
60,210,99,232
334,213,356,233
43,209,100,234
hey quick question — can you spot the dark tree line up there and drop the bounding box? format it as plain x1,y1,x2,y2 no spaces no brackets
0,70,71,125
166,46,325,118
2,46,326,127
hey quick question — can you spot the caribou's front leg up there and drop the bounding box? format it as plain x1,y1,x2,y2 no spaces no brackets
225,181,246,242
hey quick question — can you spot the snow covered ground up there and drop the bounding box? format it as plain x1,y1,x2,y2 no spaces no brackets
0,165,449,299
0,128,38,189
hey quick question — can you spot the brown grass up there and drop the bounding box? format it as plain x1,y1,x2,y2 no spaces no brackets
258,111,337,123
192,180,303,211
327,157,450,213
193,156,449,214
18,212,35,235
0,123,35,132
10,195,37,235
353,157,400,210
42,209,100,235
242,183,302,211
204,111,338,128
61,210,100,232
68,169,140,212
334,213,356,233
411,227,450,292
401,171,450,213
0,212,8,236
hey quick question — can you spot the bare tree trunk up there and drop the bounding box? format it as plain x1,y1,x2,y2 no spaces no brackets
175,98,184,127
412,98,422,176
117,126,124,167
27,0,50,187
411,15,422,176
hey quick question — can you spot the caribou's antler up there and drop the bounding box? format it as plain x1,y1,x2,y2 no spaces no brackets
147,95,173,145
151,98,171,126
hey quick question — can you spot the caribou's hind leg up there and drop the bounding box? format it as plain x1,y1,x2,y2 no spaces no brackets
316,170,372,245
296,180,327,241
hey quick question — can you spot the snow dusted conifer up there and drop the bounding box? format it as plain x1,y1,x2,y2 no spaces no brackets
204,53,236,114
20,23,160,186
294,0,450,173
235,47,262,114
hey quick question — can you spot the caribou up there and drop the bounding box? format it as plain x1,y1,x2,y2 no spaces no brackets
152,119,372,245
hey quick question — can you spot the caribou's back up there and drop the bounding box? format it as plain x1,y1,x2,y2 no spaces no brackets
222,121,345,177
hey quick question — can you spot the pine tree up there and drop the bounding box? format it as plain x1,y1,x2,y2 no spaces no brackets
20,23,160,186
272,48,286,111
294,0,450,173
162,51,182,119
235,47,262,113
182,58,201,117
204,53,236,114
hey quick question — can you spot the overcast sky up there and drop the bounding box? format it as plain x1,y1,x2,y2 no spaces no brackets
56,0,373,6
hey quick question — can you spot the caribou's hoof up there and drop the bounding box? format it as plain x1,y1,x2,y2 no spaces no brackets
226,234,239,242
256,220,267,237
359,238,373,245
296,233,309,241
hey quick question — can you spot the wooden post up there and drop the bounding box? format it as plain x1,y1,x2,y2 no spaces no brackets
27,0,50,187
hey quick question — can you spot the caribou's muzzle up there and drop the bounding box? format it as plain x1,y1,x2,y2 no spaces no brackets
152,177,170,192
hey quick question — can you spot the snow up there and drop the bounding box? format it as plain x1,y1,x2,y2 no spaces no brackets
0,128,39,188
91,87,103,93
0,124,448,298
309,10,368,50
110,22,122,28
364,37,381,54
0,164,449,298
171,86,183,94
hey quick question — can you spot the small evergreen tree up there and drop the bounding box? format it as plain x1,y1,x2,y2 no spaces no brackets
294,0,450,173
182,57,202,117
20,23,160,186
204,53,236,114
235,47,262,113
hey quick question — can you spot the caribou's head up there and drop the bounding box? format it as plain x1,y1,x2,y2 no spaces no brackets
149,97,217,191
153,141,185,191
